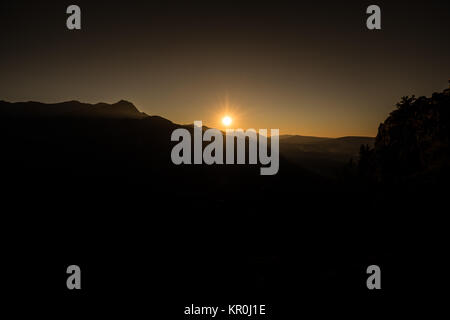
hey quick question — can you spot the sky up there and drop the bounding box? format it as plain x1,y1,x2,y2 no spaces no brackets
1,0,449,137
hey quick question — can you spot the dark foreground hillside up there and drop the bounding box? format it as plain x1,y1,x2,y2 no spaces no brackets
1,98,447,316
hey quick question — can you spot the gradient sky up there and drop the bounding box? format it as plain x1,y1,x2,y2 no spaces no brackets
1,0,449,137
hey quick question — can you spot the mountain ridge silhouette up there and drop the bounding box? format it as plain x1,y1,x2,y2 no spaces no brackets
0,99,147,119
0,99,373,141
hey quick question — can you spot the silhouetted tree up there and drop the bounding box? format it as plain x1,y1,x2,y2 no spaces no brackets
357,86,450,186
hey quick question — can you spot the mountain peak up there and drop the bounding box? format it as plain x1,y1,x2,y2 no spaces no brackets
106,100,146,118
115,99,134,105
112,100,137,110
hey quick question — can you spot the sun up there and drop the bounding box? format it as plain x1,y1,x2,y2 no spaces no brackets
222,116,232,126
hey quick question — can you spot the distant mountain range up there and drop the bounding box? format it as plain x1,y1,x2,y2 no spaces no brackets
277,134,374,176
0,99,373,179
279,134,373,154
